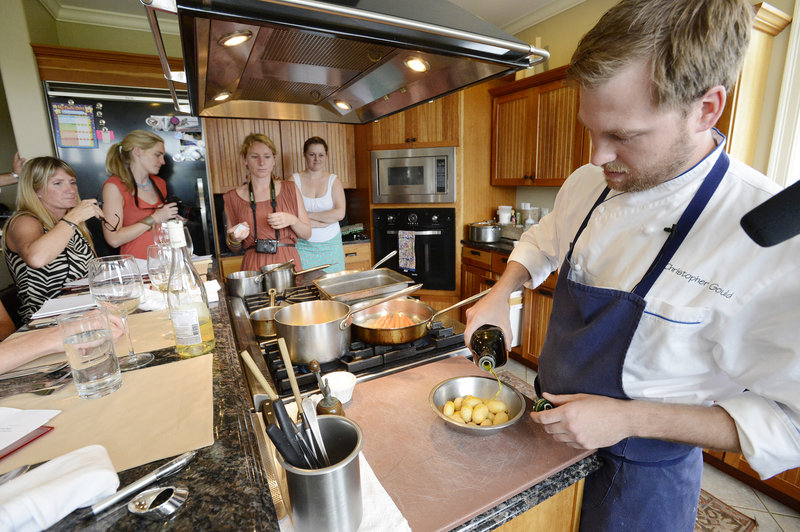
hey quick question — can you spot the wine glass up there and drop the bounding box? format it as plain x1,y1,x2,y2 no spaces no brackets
147,244,171,309
153,222,170,246
88,255,154,370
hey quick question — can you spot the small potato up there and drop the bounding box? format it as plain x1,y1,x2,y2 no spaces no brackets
463,396,482,409
442,401,455,417
480,419,493,427
449,413,465,424
472,404,489,424
486,411,495,421
486,400,507,414
494,411,509,424
459,405,473,423
453,396,463,411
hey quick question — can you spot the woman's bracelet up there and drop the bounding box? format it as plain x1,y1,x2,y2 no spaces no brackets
226,234,242,247
140,216,156,229
60,219,79,232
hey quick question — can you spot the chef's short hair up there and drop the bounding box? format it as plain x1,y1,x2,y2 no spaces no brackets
567,0,752,110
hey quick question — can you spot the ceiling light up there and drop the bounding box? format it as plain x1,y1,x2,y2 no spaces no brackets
218,30,253,47
213,91,231,101
404,57,429,73
334,100,351,111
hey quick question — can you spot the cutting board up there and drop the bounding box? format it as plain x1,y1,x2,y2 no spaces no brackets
344,357,593,532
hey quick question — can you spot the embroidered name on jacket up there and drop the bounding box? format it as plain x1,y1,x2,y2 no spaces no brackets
664,263,734,299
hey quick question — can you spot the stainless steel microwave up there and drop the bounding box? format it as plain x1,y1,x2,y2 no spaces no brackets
371,147,456,204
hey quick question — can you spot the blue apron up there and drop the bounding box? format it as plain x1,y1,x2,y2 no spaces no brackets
535,151,730,531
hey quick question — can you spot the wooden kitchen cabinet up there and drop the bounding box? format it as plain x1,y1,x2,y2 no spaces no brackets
203,118,357,193
368,94,460,149
343,242,372,271
518,273,557,369
490,65,585,186
460,245,510,321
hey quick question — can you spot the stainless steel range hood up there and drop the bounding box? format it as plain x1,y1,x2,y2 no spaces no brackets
142,0,548,123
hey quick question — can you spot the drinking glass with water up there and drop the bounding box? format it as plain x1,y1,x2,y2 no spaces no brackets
58,311,122,399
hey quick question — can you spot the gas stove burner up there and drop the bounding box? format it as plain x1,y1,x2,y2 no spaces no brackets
282,285,321,303
259,320,466,397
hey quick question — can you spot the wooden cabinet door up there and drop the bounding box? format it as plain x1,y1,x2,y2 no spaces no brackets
203,118,283,193
532,79,584,186
279,122,358,189
521,284,555,368
369,94,460,149
343,242,372,271
722,453,800,507
491,88,536,185
460,263,498,322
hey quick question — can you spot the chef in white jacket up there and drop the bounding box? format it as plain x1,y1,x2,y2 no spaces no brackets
465,1,800,530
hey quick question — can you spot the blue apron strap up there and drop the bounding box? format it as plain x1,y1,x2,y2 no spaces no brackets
567,187,612,261
632,151,730,298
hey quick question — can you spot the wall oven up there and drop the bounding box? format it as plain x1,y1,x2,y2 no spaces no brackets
372,208,455,291
371,147,456,204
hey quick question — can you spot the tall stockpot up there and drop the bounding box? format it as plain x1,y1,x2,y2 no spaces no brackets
468,221,501,242
274,284,421,364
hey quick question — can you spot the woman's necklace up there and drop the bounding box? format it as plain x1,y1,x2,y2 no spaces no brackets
136,178,153,191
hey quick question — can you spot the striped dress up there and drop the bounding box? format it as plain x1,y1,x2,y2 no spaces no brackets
5,226,94,322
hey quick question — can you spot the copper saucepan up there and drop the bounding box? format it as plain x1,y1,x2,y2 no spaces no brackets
350,289,490,345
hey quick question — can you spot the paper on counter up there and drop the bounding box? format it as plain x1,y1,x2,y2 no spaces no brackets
0,407,60,449
0,355,215,474
30,294,97,320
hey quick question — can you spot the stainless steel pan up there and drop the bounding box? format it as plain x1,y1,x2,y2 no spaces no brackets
226,270,265,298
260,263,331,293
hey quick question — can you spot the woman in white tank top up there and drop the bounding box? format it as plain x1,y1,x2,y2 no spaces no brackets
291,137,346,272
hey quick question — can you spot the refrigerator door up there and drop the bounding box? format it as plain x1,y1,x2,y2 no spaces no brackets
44,83,213,257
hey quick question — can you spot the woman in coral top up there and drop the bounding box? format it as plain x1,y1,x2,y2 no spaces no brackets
223,133,311,271
101,130,179,259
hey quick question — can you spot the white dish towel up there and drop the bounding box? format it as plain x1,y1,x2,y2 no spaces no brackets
0,445,119,532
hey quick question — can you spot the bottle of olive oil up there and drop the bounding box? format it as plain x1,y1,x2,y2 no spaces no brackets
470,324,507,371
166,220,215,357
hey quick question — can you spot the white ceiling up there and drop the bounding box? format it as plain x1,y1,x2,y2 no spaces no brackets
38,0,584,36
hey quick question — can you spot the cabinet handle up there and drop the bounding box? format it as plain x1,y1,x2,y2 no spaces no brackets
538,288,553,297
470,250,480,256
345,252,357,257
411,137,417,142
501,258,508,264
405,138,412,143
484,279,497,287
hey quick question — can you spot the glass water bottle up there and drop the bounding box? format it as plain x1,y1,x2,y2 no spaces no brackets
470,324,507,371
166,220,215,357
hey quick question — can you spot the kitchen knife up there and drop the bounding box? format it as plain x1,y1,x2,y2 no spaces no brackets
262,411,305,468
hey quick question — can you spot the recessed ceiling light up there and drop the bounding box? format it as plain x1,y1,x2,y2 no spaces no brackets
218,30,253,47
334,100,351,110
404,57,429,73
213,91,231,101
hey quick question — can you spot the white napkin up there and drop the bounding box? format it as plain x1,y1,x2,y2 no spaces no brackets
137,280,221,311
0,444,119,532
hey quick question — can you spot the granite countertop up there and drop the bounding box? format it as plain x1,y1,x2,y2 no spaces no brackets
461,238,517,254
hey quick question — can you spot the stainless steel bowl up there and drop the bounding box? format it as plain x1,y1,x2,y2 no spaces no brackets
429,375,526,435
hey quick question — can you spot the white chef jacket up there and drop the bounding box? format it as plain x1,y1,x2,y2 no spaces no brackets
510,135,800,479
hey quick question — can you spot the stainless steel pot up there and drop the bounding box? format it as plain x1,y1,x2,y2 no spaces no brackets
260,263,331,293
469,221,501,242
274,284,421,364
226,270,264,298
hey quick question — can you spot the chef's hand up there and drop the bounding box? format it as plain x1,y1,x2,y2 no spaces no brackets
64,199,104,225
227,222,250,242
153,202,179,223
267,211,297,230
463,288,513,351
530,392,631,450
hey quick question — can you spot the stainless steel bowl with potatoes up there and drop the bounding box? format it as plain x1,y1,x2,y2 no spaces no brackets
429,376,526,434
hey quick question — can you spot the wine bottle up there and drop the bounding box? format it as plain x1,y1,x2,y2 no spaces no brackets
470,324,507,371
166,220,215,357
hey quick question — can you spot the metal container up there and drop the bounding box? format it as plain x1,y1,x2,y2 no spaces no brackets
313,268,412,304
249,305,286,338
226,270,264,298
275,285,421,364
276,415,363,532
469,221,502,242
429,376,526,435
260,263,331,293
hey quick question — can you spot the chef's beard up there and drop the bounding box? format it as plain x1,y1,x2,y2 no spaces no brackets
603,127,695,193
